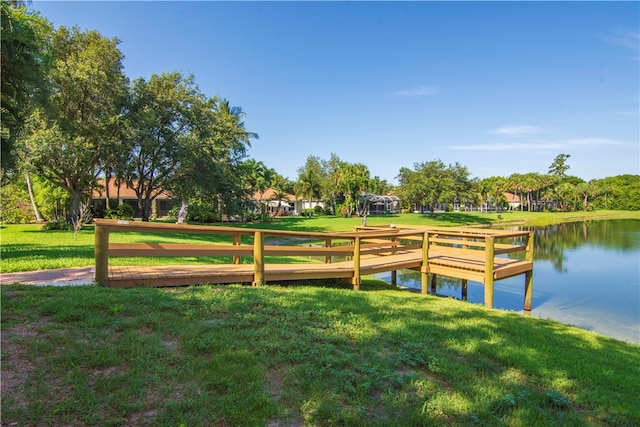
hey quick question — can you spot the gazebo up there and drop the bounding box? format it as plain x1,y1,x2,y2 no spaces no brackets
365,194,401,214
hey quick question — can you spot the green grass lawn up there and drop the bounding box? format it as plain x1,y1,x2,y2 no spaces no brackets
2,210,638,273
2,281,639,426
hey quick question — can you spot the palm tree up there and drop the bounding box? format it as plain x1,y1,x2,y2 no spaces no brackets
297,169,322,217
1,1,51,177
244,159,275,216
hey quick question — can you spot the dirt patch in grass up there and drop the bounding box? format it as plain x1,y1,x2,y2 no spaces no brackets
1,318,53,412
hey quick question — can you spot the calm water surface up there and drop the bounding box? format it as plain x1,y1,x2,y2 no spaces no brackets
379,219,640,344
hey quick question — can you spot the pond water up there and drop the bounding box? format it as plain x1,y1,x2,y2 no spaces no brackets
377,219,640,344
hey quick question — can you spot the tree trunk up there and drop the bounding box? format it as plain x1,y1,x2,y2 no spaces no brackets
68,188,82,223
116,179,121,206
105,174,111,203
25,172,44,222
177,200,188,223
140,197,152,222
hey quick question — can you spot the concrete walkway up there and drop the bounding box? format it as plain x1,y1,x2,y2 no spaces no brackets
0,266,95,286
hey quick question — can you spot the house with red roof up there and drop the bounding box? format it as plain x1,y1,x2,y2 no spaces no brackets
91,179,174,218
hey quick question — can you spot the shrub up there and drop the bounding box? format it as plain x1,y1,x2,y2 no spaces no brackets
0,183,33,224
117,204,135,219
41,220,72,231
167,206,180,221
104,204,135,220
186,201,217,223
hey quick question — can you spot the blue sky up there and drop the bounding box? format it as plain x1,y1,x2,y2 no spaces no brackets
34,1,639,183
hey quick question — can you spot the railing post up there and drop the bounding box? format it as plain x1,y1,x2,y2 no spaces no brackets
325,238,332,264
391,235,398,285
233,234,241,265
253,231,265,286
524,231,534,311
94,223,110,286
484,235,495,308
421,232,429,295
352,236,361,290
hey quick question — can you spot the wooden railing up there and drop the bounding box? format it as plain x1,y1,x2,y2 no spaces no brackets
94,219,425,290
357,225,534,309
94,220,534,310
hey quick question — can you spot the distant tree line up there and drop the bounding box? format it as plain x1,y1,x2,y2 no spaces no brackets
1,2,637,224
397,154,640,214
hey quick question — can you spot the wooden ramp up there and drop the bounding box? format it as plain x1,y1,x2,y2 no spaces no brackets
94,220,534,310
106,249,531,289
106,251,425,288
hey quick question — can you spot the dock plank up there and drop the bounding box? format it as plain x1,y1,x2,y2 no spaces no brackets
106,249,532,288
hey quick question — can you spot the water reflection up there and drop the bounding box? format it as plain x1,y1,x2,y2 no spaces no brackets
385,219,640,344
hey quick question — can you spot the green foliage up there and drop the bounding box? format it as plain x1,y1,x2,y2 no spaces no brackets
23,26,128,221
296,165,323,217
1,2,52,178
41,220,72,231
397,160,477,217
124,75,257,221
548,153,571,177
104,204,134,220
0,181,33,223
31,174,69,221
591,175,640,210
185,200,217,223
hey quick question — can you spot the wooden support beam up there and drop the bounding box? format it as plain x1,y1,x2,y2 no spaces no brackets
524,232,534,311
253,231,265,286
94,224,110,287
233,234,241,265
391,270,397,286
461,279,468,301
352,236,361,290
325,238,332,263
484,235,495,308
431,274,437,294
421,232,429,295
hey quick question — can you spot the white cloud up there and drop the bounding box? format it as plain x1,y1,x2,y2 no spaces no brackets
492,125,542,137
601,29,640,51
394,85,440,96
600,29,639,61
448,138,624,152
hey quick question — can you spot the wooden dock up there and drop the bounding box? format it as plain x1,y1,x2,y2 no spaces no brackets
94,220,534,310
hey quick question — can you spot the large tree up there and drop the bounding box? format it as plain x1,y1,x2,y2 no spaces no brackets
124,73,257,221
296,168,323,217
123,72,201,221
397,160,475,217
188,100,257,219
549,153,571,178
479,176,508,211
24,26,128,221
338,162,370,216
